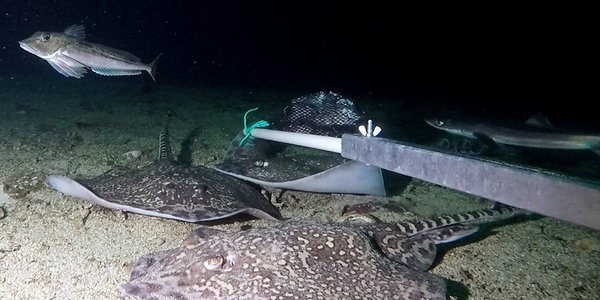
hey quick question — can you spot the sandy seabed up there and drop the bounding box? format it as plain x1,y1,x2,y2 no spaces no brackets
0,76,598,299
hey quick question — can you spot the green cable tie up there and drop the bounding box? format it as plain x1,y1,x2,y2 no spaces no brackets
240,107,269,146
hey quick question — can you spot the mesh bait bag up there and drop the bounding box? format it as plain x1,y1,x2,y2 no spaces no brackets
271,91,365,137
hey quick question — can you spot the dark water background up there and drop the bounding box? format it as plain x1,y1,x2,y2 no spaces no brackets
1,1,596,124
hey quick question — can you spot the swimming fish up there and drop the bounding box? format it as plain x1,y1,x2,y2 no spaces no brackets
425,117,600,155
19,25,161,81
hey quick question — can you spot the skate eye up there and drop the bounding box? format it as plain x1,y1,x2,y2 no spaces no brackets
203,256,224,270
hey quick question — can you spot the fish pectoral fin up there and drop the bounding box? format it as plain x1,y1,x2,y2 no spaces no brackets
374,224,479,271
47,57,87,78
373,232,438,271
47,175,104,204
90,67,142,77
472,132,501,150
47,61,70,77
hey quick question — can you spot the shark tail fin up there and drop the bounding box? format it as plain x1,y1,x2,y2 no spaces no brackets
158,121,174,160
148,53,162,82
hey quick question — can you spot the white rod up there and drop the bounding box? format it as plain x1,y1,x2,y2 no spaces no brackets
245,128,342,153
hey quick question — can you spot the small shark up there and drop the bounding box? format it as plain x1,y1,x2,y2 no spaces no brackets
19,25,161,81
425,117,600,155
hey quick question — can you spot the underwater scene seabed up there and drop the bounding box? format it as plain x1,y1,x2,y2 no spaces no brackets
1,78,599,300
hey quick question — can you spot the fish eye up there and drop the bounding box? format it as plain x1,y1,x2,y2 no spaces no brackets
203,256,224,270
40,34,51,42
435,120,445,126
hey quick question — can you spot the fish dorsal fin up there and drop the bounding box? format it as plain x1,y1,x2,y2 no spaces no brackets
64,24,85,40
525,112,555,129
158,123,174,161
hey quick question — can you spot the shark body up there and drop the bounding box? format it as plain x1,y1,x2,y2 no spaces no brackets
425,117,600,155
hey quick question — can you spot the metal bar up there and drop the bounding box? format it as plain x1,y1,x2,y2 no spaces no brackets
341,134,600,230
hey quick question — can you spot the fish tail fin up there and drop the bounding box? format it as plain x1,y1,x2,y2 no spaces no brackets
148,53,162,81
